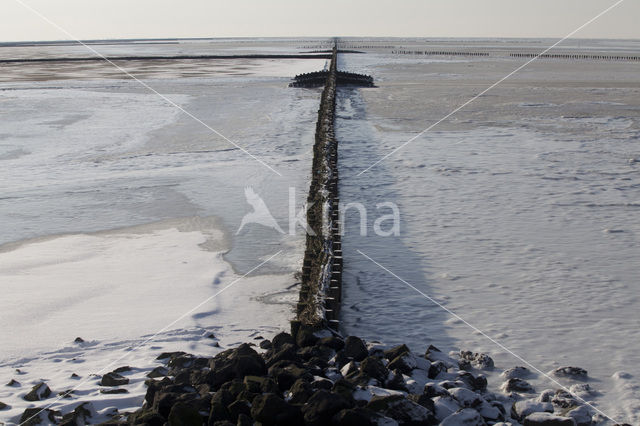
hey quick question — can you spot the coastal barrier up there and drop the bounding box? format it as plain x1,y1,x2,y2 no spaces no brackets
0,53,332,64
290,44,344,344
511,52,640,61
289,70,374,88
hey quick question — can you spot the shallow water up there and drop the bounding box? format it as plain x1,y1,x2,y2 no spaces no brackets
337,39,640,423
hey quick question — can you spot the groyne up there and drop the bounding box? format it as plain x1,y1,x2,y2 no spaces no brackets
290,45,343,345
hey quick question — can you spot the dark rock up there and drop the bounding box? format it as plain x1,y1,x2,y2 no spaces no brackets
147,366,169,378
367,394,436,425
152,392,179,419
424,383,450,398
458,371,487,391
243,375,278,394
502,378,535,393
388,353,420,375
6,379,20,387
251,393,301,425
57,389,74,398
552,389,579,410
129,409,166,426
60,402,95,425
101,372,129,387
23,382,52,401
156,351,186,360
272,331,296,349
428,360,448,379
333,407,389,426
448,387,483,408
227,400,251,422
302,390,353,426
209,389,233,423
384,344,410,360
70,373,79,379
343,336,368,361
0,401,8,410
174,369,192,386
268,361,313,391
312,377,334,390
408,393,436,412
219,379,246,399
523,412,577,426
20,407,59,425
440,408,485,426
331,378,357,404
341,360,359,377
288,378,314,404
295,325,323,347
460,350,495,370
553,367,588,379
74,337,84,343
502,366,533,380
100,388,129,394
168,401,203,426
511,400,554,421
235,390,258,404
259,339,272,350
236,413,253,426
265,343,298,367
208,344,267,387
360,356,389,383
565,405,593,426
386,370,409,392
113,366,132,373
318,335,345,350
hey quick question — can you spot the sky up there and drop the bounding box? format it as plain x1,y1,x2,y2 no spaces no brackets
1,0,639,42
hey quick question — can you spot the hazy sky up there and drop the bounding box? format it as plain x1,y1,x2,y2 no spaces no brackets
1,0,639,42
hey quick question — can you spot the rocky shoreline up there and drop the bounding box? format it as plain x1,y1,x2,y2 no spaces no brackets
12,327,624,425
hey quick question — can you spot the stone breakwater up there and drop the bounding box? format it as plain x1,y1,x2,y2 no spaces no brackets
114,333,618,425
291,44,343,344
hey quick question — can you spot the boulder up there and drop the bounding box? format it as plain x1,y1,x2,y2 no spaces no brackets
333,407,395,426
288,378,314,404
552,367,587,379
243,375,278,394
303,390,353,426
147,366,169,378
523,412,577,426
227,400,251,423
265,343,298,366
20,407,59,426
318,335,345,351
384,344,410,360
501,366,533,380
367,394,436,425
6,379,20,387
0,401,8,410
251,393,301,426
23,382,52,401
360,356,389,383
460,351,495,370
565,405,593,426
128,409,166,426
511,400,554,421
60,402,96,426
343,336,368,361
259,339,273,350
449,387,483,408
502,378,534,393
440,408,486,426
100,372,129,387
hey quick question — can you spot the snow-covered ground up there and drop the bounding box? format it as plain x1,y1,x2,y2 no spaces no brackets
0,40,323,424
337,40,640,424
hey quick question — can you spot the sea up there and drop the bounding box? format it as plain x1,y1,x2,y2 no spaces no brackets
1,37,639,423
